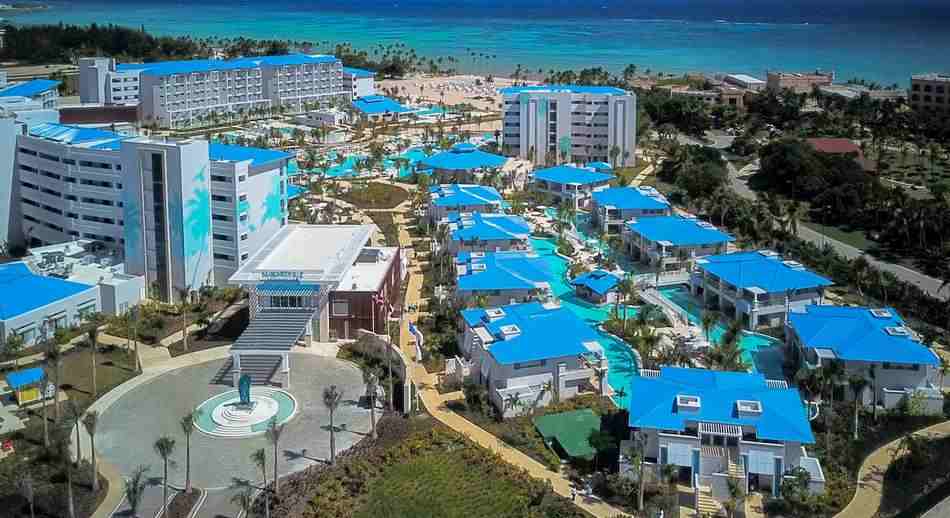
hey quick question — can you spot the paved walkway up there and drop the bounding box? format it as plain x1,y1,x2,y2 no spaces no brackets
726,161,949,301
393,213,629,518
922,493,950,518
835,420,950,518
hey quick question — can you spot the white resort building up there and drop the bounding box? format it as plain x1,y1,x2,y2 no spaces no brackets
500,85,637,167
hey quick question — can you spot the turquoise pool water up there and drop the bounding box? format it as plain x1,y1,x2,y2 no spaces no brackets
414,106,451,117
287,184,306,199
530,237,639,408
388,147,430,178
657,285,785,379
322,152,367,178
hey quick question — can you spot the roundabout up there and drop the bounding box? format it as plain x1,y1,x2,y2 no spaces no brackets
94,352,371,488
195,387,298,437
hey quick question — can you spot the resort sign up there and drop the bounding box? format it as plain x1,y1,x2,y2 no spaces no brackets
261,270,304,281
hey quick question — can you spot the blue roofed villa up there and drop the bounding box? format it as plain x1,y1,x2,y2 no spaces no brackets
690,251,833,330
0,79,61,109
427,184,505,224
624,215,734,280
460,301,609,418
456,251,552,306
441,212,532,255
624,367,824,507
786,305,944,414
591,186,671,234
532,165,615,210
419,143,508,182
570,269,621,304
351,95,412,122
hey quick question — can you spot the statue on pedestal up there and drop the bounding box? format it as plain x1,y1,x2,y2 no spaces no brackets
238,374,252,407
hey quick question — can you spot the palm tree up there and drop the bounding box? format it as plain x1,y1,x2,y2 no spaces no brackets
16,473,35,518
153,436,176,518
626,436,647,511
363,368,380,439
700,310,718,344
124,465,149,518
68,401,83,465
822,361,845,452
230,485,255,516
848,375,869,440
40,370,50,448
45,336,62,423
266,418,285,491
322,385,343,464
251,447,267,489
82,411,100,492
4,331,25,376
83,312,107,398
59,437,76,518
176,288,192,352
180,410,199,494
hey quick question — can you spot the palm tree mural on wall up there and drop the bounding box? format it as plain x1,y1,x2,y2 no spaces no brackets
184,164,213,291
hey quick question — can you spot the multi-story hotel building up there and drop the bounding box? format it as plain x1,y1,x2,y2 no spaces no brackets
909,73,950,116
500,85,637,167
79,54,349,128
1,121,291,302
765,71,834,94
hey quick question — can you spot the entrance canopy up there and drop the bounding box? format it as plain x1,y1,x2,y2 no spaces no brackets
231,310,316,352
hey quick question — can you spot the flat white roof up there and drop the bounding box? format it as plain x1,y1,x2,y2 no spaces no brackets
337,247,399,292
230,224,375,284
727,74,765,84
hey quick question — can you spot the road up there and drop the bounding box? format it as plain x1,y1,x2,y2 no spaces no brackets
727,161,949,301
922,494,950,518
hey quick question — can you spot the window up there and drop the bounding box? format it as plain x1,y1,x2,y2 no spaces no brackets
332,300,349,316
514,359,545,369
213,253,233,261
211,174,230,182
211,194,230,202
212,214,232,221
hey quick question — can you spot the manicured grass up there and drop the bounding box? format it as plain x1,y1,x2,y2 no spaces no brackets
292,417,584,518
366,211,400,246
802,220,876,251
341,182,410,209
613,162,651,185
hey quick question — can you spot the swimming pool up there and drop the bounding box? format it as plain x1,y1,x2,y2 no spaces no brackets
530,237,639,408
322,152,367,178
657,285,786,378
387,147,430,178
414,106,451,117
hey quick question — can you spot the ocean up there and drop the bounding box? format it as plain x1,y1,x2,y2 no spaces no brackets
7,0,950,85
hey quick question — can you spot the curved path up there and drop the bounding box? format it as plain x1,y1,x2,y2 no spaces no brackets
394,212,629,518
834,420,950,518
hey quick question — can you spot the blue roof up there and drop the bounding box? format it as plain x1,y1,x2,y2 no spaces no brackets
29,122,126,147
586,161,613,171
448,212,531,242
534,165,615,186
287,184,306,200
788,305,939,366
592,187,669,211
0,79,60,98
461,301,600,364
500,84,628,95
119,54,339,76
6,367,45,390
0,262,95,320
571,270,621,296
628,367,815,444
352,95,411,115
421,143,507,172
696,251,832,293
343,66,375,78
430,184,504,208
209,143,292,166
456,251,551,292
627,215,734,246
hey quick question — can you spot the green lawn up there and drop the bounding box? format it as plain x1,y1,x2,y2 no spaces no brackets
302,417,584,518
802,220,876,251
341,182,410,209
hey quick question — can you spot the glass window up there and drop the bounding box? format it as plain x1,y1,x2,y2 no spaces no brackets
332,300,349,316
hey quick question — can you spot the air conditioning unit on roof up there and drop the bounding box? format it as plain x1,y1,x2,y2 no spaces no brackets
884,326,911,337
870,308,892,319
499,324,521,336
485,307,505,319
471,263,487,272
783,260,803,269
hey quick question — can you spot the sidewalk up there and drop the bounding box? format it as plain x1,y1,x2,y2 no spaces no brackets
835,420,950,518
394,214,629,518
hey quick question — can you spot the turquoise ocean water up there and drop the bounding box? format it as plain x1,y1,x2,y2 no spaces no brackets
8,0,950,85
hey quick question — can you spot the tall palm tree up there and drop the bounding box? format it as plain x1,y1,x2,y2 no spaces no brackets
822,361,845,452
322,385,343,464
45,336,62,423
180,410,198,494
153,436,176,518
81,312,106,398
230,485,255,516
251,447,267,488
848,376,869,440
176,288,192,352
700,310,718,344
363,368,380,439
266,418,285,492
82,411,100,492
4,331,24,376
16,473,35,518
68,401,83,465
59,437,76,518
124,466,149,518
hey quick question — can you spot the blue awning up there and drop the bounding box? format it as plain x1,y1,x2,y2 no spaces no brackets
257,282,320,297
6,367,45,390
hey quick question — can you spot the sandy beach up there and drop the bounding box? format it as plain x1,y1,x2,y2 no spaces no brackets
377,74,530,113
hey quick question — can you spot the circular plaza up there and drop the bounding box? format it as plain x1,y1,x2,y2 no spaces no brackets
93,352,372,489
